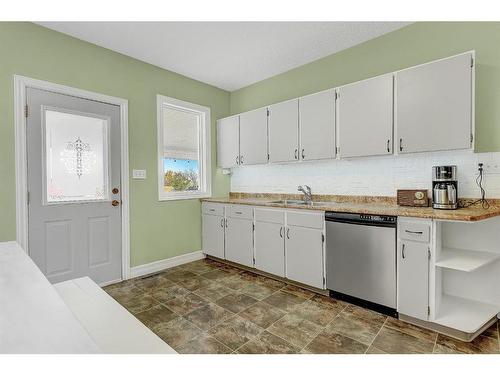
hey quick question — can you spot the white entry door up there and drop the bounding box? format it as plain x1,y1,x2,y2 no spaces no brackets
26,88,122,285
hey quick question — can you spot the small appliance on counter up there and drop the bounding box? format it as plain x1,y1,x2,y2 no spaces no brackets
432,165,458,210
397,190,429,207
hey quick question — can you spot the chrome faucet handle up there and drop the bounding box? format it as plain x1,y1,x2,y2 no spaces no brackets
304,185,311,194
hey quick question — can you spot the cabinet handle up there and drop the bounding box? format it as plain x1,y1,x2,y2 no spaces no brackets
279,227,283,238
387,140,390,153
240,155,244,164
294,149,298,159
236,156,239,165
235,211,243,215
220,218,224,227
402,243,406,259
225,218,228,228
405,229,423,235
302,149,305,159
286,228,290,239
399,138,403,152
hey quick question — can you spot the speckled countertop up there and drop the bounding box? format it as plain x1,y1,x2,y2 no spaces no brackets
201,193,500,222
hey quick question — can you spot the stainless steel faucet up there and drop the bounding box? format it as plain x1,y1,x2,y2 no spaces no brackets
298,185,312,204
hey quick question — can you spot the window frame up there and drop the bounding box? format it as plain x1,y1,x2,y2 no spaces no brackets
157,95,212,201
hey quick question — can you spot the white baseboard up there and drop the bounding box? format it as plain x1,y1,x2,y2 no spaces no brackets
129,251,205,279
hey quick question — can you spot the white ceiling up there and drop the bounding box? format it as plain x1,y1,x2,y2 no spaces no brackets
37,22,410,91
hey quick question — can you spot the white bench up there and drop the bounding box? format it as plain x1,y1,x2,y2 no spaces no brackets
55,277,175,354
0,241,175,354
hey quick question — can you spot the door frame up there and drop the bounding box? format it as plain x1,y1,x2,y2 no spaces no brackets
14,75,131,282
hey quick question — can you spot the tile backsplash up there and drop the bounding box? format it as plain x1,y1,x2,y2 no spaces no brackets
230,151,500,198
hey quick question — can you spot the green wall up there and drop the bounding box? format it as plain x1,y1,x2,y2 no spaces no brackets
3,22,500,268
230,22,500,152
0,22,231,266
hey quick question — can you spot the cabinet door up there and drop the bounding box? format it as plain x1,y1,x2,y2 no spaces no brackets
398,240,429,320
396,53,473,153
239,108,268,165
217,115,239,168
268,99,299,163
225,217,254,267
202,214,225,259
286,226,324,289
338,74,393,158
299,89,336,161
255,221,285,277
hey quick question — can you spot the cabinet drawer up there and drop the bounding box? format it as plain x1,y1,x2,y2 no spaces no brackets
399,222,430,242
202,202,224,216
287,210,324,229
227,205,253,220
255,208,285,224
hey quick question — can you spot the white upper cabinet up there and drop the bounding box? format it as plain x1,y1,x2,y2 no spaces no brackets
396,52,474,154
217,115,239,168
239,107,268,165
268,99,299,163
337,74,394,158
298,89,336,161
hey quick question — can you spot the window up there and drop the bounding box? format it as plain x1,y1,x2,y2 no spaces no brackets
42,107,110,204
157,95,211,200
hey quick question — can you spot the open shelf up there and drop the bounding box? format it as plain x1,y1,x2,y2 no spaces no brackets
433,294,499,333
435,247,500,272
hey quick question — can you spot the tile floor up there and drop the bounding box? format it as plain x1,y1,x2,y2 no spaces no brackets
104,258,500,354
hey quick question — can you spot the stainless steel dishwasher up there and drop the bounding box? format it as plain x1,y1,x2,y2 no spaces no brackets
325,212,397,316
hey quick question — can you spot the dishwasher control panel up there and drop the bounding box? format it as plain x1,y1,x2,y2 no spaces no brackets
359,215,396,223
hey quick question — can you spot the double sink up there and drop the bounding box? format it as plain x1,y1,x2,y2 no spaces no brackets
269,199,332,207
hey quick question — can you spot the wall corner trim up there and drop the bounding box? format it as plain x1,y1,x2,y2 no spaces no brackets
130,251,205,279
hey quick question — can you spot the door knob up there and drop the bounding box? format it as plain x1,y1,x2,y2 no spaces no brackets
112,187,119,194
111,200,120,207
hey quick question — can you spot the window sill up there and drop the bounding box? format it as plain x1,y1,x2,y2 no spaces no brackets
158,193,211,202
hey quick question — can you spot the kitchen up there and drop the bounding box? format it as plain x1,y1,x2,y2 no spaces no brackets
202,50,500,348
1,16,500,364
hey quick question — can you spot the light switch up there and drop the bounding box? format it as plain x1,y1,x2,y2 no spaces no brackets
132,169,147,179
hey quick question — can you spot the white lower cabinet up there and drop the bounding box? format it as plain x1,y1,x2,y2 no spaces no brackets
203,203,325,289
397,219,430,321
202,213,225,259
225,217,254,268
286,225,324,289
254,220,285,277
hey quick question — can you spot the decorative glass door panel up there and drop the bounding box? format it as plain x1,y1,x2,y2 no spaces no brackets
42,107,110,204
